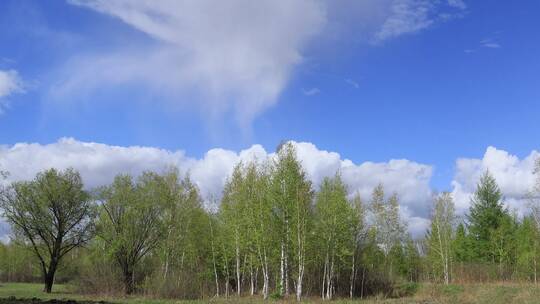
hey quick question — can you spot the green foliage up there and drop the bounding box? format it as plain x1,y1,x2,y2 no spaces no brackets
0,168,96,293
426,192,455,283
467,171,512,262
96,172,167,294
4,154,540,300
515,216,540,281
453,222,473,262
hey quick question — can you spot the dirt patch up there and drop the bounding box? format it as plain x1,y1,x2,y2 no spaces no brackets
0,297,113,304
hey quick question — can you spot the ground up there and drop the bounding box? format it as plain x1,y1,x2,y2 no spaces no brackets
1,283,540,304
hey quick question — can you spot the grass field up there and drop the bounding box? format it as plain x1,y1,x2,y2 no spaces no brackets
2,282,540,303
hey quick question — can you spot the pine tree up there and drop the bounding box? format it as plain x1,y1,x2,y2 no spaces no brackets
453,222,472,262
467,171,510,262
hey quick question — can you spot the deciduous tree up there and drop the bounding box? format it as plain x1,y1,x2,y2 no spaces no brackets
0,168,95,293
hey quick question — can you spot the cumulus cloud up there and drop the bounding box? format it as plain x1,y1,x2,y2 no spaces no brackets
0,138,434,237
0,69,24,113
451,147,540,216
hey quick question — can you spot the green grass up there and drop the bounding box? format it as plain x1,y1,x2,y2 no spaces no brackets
2,282,540,303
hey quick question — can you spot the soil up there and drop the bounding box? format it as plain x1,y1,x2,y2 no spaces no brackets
0,297,112,304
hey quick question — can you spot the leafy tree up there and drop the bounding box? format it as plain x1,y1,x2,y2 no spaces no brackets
467,171,510,262
349,194,366,298
369,184,406,277
96,173,165,294
242,162,275,299
489,213,516,278
270,142,313,300
155,169,211,298
313,174,356,299
426,192,455,284
516,216,540,282
0,168,95,293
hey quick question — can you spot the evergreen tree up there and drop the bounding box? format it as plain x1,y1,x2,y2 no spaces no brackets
467,171,510,262
453,222,473,263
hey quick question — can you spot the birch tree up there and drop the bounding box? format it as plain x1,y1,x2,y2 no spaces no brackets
369,184,406,277
314,174,356,300
349,194,365,298
220,165,245,296
244,162,275,299
426,192,455,284
270,142,313,301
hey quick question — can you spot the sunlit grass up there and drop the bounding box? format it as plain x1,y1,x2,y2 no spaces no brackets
2,282,540,303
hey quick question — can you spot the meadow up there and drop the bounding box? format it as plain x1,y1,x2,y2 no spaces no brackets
2,282,540,304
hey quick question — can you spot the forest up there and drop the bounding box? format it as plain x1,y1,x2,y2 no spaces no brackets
1,142,540,301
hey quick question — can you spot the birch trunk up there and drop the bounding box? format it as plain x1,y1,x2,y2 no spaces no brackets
280,242,285,296
349,253,356,299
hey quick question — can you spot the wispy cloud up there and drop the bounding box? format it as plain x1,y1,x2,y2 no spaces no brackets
447,0,467,10
63,0,326,125
302,87,321,96
480,38,501,48
0,69,24,114
464,36,502,53
46,0,468,126
345,78,360,89
373,0,467,43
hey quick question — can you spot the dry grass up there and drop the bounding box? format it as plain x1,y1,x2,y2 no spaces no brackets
2,282,540,303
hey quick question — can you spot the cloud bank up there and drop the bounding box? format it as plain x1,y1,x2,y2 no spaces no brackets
1,138,538,239
0,138,434,236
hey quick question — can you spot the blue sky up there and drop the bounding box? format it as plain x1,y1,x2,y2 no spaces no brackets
0,0,539,203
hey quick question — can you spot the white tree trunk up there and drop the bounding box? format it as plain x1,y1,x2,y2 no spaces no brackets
350,253,356,299
236,244,241,296
280,241,285,296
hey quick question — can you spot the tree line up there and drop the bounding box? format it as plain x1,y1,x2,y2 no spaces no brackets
0,143,539,300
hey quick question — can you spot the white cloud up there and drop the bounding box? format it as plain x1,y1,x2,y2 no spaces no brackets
0,69,24,113
451,147,540,216
374,0,435,42
480,38,501,49
447,0,467,10
48,1,467,124
482,43,501,49
0,138,434,237
373,0,466,43
345,78,360,89
59,0,326,125
302,87,321,96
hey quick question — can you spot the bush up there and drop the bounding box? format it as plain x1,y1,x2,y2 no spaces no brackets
390,282,419,298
